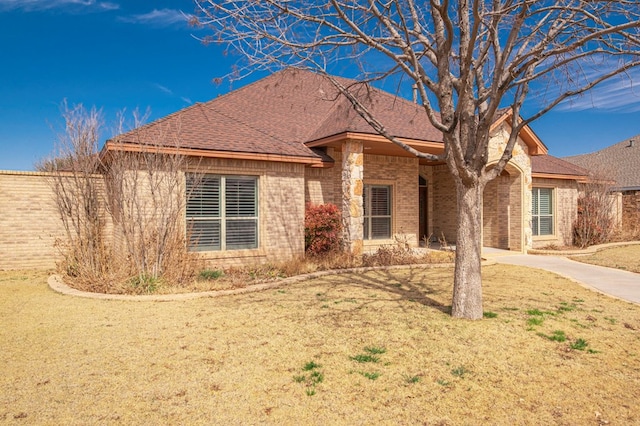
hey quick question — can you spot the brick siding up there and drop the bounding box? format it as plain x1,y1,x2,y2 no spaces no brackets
531,178,579,248
0,171,64,270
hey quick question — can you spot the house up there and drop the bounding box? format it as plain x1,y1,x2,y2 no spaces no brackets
99,68,591,266
564,135,640,230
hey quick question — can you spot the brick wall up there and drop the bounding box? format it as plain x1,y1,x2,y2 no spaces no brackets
531,178,579,248
430,164,458,243
364,154,419,247
483,167,524,251
0,171,64,270
194,158,306,267
1,159,307,271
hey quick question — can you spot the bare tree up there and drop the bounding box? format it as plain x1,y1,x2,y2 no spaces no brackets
194,1,640,319
44,105,201,292
103,114,202,288
573,164,617,248
42,102,111,287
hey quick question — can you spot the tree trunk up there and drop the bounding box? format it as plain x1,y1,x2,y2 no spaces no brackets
452,181,485,320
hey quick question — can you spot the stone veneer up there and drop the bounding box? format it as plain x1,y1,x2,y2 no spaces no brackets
340,141,364,254
622,190,640,232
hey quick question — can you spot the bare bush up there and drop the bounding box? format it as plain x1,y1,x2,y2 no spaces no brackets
104,116,202,286
573,165,617,248
42,102,112,288
44,104,202,293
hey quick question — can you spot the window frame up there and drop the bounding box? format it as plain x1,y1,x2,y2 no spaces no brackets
532,186,555,237
186,174,259,252
363,184,393,240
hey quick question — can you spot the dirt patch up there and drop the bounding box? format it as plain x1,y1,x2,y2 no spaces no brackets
1,266,639,424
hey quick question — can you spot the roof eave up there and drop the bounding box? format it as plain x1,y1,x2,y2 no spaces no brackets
491,110,548,156
532,172,588,183
103,141,325,167
305,131,443,150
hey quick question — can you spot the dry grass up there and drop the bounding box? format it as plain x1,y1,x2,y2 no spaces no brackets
65,248,456,295
1,266,639,424
571,245,640,273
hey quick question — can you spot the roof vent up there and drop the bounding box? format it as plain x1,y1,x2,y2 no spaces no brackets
412,84,418,104
628,139,635,148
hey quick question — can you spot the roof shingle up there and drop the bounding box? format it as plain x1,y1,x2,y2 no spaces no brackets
110,68,443,158
564,135,640,190
531,155,590,177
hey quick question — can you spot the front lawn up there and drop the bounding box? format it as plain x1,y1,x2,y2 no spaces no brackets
1,266,639,424
571,244,640,273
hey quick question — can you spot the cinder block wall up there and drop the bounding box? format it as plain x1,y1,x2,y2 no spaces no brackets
0,171,63,270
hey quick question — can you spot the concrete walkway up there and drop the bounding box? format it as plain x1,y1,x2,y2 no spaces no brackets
491,253,640,304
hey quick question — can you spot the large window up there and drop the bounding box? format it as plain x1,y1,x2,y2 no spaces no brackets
532,187,553,236
186,174,258,251
363,184,392,239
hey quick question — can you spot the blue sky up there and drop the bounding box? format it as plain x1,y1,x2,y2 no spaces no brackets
1,0,639,171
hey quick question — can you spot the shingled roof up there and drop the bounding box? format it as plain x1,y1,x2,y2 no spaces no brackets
564,135,640,190
109,68,443,162
108,67,559,172
531,155,589,181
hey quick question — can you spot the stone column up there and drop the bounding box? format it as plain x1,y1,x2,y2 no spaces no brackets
341,140,364,255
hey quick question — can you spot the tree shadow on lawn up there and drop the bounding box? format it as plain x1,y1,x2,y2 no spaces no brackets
262,267,452,316
333,267,452,314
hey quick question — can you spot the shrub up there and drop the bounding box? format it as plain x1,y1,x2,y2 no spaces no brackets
573,195,613,248
305,203,342,256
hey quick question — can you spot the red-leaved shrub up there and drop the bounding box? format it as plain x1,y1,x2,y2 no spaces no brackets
305,203,342,256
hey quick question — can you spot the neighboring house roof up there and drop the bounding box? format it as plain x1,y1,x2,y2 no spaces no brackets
564,135,640,190
105,68,547,165
531,155,589,182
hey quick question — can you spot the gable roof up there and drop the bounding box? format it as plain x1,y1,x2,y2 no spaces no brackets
105,68,547,164
564,135,640,190
531,155,589,182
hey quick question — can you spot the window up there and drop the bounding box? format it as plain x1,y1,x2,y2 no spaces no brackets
363,185,392,239
186,174,258,251
532,187,553,236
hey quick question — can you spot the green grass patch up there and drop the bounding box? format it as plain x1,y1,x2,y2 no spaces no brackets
483,311,498,318
364,346,386,355
538,330,567,342
295,361,324,396
557,302,577,313
404,375,420,384
350,354,380,363
199,269,224,280
451,366,468,378
360,371,381,380
570,338,589,351
303,361,321,371
527,317,544,327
